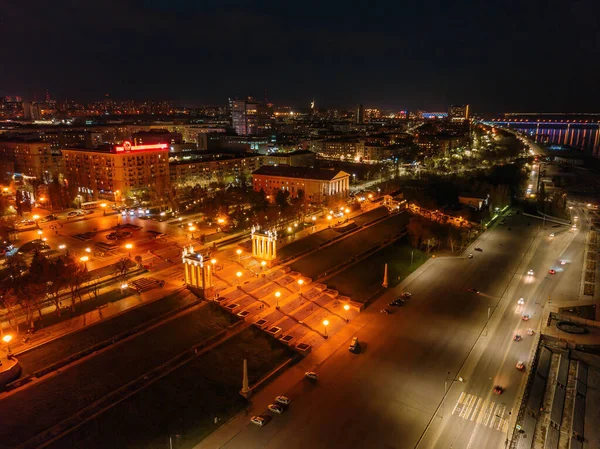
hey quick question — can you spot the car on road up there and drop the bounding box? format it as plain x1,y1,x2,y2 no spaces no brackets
560,260,566,265
527,328,535,335
16,219,36,228
349,336,361,353
275,395,290,405
468,253,473,259
522,314,530,321
250,416,266,427
305,371,318,381
268,404,284,414
17,239,50,253
514,334,522,342
516,361,525,370
549,233,554,237
400,292,412,299
493,386,504,395
67,210,83,217
527,269,534,276
389,298,404,307
467,288,479,294
106,231,132,240
40,214,58,223
380,308,390,314
518,297,525,305
548,269,556,275
474,247,483,252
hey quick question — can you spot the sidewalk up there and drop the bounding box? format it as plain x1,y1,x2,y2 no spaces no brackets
0,278,181,357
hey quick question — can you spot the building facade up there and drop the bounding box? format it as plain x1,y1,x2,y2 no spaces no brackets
231,97,272,136
252,166,350,203
62,142,169,201
263,150,316,167
0,139,61,182
170,155,263,188
449,104,470,122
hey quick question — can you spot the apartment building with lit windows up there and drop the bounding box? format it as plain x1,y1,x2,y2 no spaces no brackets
61,142,169,200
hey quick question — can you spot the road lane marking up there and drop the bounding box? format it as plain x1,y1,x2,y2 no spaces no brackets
470,398,483,421
460,394,476,419
482,400,494,426
452,392,466,416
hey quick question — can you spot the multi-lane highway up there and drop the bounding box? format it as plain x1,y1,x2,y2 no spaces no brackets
197,210,586,449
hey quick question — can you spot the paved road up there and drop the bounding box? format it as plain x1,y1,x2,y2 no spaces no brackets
196,211,588,449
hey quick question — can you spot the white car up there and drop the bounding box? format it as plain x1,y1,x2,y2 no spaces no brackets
518,298,525,305
527,269,534,276
268,404,284,414
516,361,525,370
275,395,291,405
527,328,535,335
250,416,266,427
305,371,318,380
549,233,554,237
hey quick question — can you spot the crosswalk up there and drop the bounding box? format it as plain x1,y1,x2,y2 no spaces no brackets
451,392,509,432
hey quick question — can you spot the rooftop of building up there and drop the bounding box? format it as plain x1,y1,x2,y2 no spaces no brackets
169,152,262,165
253,165,348,180
267,149,314,157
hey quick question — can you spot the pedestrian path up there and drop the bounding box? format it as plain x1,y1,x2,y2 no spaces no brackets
452,392,509,432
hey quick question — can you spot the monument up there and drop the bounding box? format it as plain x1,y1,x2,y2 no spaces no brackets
182,245,214,299
251,225,277,266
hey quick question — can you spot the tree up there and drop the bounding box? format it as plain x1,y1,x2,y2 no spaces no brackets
275,190,290,210
447,227,461,252
406,217,426,248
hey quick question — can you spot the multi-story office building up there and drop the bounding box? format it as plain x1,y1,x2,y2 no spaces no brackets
170,154,263,188
0,139,61,182
252,166,350,203
231,97,272,136
448,104,470,122
132,129,182,145
356,104,365,124
62,142,169,201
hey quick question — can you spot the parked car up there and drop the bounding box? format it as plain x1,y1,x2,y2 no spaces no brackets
474,247,483,252
389,298,404,307
548,269,556,275
305,372,318,381
400,292,412,299
250,416,266,427
527,269,534,276
40,214,58,223
275,395,290,405
527,328,535,335
268,404,284,415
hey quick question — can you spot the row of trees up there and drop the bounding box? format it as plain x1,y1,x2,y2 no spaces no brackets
406,216,478,254
0,251,133,332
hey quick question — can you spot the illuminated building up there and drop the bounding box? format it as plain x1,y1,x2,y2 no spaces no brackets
252,166,350,203
0,139,61,182
170,154,263,188
356,104,364,124
231,97,272,136
316,138,365,160
263,150,316,167
62,142,169,200
448,104,470,122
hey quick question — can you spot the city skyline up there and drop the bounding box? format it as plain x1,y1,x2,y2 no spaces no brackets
2,0,599,113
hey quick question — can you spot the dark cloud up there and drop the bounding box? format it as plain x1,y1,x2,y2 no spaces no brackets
1,0,599,112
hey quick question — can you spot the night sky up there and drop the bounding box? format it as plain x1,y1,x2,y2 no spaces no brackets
2,0,599,112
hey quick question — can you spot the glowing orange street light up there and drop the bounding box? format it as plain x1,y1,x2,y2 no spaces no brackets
3,334,13,355
323,319,329,336
236,271,243,285
125,243,133,257
236,248,242,262
275,290,281,307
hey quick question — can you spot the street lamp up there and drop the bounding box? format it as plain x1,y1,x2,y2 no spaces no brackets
343,304,350,321
85,247,91,253
327,215,332,227
345,208,350,214
275,290,281,307
101,203,107,216
261,260,267,270
80,255,89,269
236,248,242,263
37,229,43,237
120,283,129,294
2,334,12,356
125,243,133,257
59,244,66,251
323,319,329,337
33,214,40,225
236,271,243,285
297,278,304,293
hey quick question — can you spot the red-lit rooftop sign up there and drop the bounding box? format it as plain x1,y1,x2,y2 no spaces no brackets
114,141,168,153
